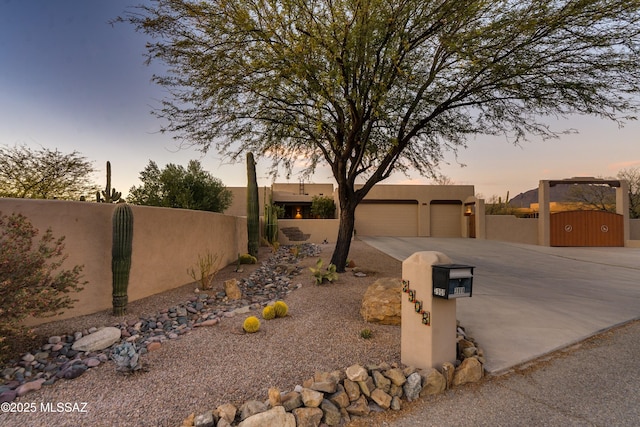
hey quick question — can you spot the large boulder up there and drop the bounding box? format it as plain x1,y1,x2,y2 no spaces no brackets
71,327,121,352
360,278,402,325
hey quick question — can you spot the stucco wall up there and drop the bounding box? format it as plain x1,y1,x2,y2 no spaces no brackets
630,219,640,240
0,198,246,324
485,215,538,245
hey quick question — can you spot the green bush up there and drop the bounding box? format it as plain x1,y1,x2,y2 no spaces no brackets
311,196,336,219
0,212,85,362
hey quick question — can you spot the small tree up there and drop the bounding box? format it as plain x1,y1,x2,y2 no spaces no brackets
618,167,640,219
0,144,97,200
0,212,86,361
128,160,232,212
311,196,337,219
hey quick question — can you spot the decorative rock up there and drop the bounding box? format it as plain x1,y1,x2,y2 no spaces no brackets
453,357,483,386
194,319,219,327
390,396,402,411
383,368,407,386
359,278,402,325
345,395,370,416
357,376,375,397
293,407,323,427
71,327,121,352
420,368,446,396
462,346,478,358
282,391,303,412
194,410,217,427
217,419,232,427
403,372,422,401
345,364,368,382
240,400,268,421
48,336,62,345
321,399,341,426
217,403,237,424
147,342,162,352
300,388,324,408
441,362,455,389
16,378,45,397
224,279,243,300
238,406,295,427
21,353,35,363
268,387,282,407
310,380,336,394
389,383,403,398
0,390,17,403
62,364,87,380
343,379,361,401
372,370,391,393
85,358,101,368
370,388,392,409
328,389,350,409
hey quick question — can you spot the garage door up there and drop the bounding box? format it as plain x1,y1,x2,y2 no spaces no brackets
355,201,418,236
430,202,462,237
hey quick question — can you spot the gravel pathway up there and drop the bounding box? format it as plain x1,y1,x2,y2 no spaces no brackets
0,240,402,427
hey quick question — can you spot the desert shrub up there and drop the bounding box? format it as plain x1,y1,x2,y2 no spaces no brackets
0,212,85,362
310,195,336,219
238,253,257,264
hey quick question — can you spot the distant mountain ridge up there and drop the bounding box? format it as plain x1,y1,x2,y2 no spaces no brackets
509,184,615,208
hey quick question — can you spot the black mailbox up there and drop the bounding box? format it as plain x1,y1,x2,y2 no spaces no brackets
432,264,474,299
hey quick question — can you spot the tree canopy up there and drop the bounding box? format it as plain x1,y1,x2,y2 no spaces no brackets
127,159,233,212
0,144,97,200
120,0,640,270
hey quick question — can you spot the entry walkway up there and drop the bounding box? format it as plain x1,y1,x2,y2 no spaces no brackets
361,237,640,374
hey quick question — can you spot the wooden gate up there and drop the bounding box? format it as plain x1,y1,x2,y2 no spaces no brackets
550,210,623,246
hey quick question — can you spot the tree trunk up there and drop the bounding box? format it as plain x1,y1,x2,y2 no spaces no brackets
331,200,356,272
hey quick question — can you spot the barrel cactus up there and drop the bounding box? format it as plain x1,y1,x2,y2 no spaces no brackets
262,305,276,320
274,300,288,318
112,204,134,316
243,316,261,333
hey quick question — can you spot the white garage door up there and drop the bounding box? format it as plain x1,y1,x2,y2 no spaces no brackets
355,202,418,236
430,203,462,237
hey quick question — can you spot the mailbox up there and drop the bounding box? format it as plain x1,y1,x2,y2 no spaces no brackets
432,264,474,299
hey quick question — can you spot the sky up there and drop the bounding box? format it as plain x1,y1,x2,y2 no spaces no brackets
1,0,639,201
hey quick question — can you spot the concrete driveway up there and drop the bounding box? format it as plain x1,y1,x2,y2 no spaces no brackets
361,237,640,374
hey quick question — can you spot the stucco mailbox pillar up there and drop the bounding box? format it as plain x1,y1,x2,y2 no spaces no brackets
401,251,473,370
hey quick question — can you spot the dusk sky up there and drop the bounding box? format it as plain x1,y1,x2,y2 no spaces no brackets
2,0,639,200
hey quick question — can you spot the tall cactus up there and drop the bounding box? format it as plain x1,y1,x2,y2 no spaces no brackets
112,204,133,316
264,202,279,245
247,152,259,258
97,161,122,203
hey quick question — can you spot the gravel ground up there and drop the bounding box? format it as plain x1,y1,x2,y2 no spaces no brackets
1,240,402,427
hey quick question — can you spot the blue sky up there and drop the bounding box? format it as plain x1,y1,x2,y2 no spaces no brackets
1,0,639,200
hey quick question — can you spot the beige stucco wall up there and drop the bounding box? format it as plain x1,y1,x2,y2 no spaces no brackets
630,219,640,240
278,219,340,244
224,186,270,217
485,215,538,245
0,198,247,324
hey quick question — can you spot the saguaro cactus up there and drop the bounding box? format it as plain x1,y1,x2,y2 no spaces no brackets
97,161,122,203
264,203,279,245
112,204,133,316
246,152,260,258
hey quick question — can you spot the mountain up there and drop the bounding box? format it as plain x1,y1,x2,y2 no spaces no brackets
509,184,616,208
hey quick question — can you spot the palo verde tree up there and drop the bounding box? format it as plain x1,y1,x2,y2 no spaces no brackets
0,144,97,200
119,0,640,271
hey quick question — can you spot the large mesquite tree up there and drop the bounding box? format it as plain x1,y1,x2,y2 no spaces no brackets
119,0,640,271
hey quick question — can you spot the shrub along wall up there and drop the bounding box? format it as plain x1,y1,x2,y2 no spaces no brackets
0,198,247,324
